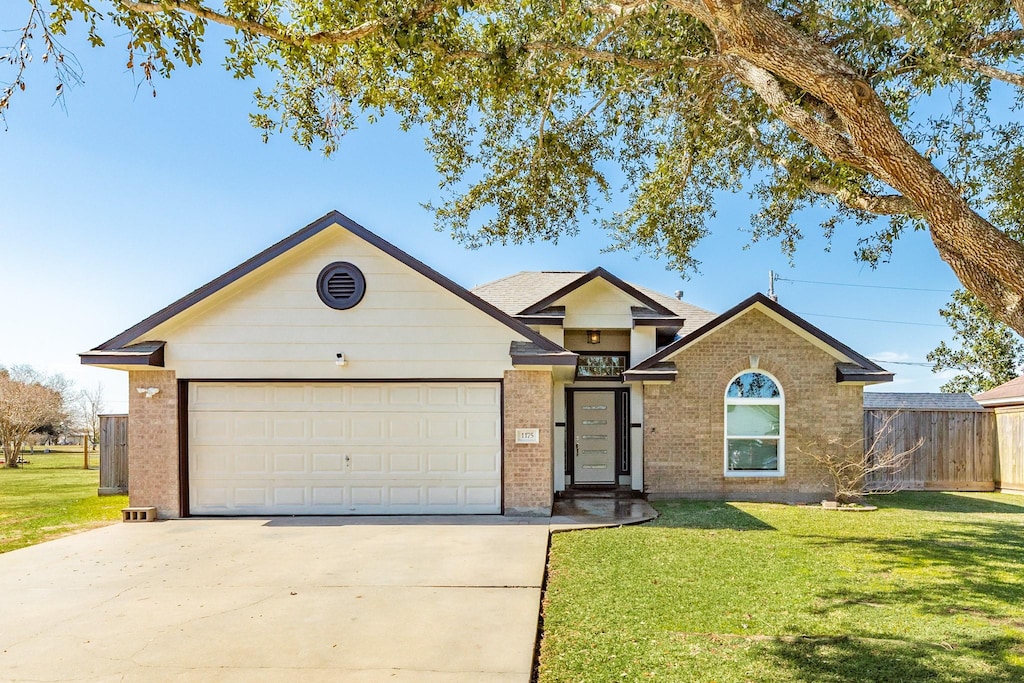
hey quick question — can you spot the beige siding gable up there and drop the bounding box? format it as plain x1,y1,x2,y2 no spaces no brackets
556,278,642,329
143,226,529,379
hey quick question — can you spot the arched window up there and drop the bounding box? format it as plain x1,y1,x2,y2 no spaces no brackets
725,371,784,476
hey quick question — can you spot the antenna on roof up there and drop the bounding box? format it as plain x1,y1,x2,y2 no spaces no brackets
768,270,778,302
674,290,683,300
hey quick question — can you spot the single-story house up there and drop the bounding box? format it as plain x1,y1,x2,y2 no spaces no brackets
81,211,893,517
975,376,1024,494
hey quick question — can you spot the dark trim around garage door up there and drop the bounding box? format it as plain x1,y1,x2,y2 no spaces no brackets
179,378,505,517
178,379,190,517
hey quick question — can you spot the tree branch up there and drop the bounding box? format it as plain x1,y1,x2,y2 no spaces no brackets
976,28,1024,50
958,56,1024,88
119,0,442,46
1,1,80,122
722,55,870,171
521,42,703,69
806,182,920,216
727,113,917,217
441,42,703,70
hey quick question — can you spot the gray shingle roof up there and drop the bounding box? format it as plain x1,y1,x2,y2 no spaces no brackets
863,392,985,411
472,271,717,331
472,272,583,316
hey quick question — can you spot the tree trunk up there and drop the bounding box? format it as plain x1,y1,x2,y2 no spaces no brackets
3,440,21,468
700,0,1024,334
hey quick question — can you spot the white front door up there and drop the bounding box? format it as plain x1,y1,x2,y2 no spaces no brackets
188,381,501,515
572,391,617,484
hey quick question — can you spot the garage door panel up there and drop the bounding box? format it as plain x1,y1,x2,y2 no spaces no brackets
311,454,345,472
190,481,502,515
311,417,345,438
235,453,269,474
189,382,502,515
235,488,267,506
310,385,345,405
350,385,383,406
428,452,459,472
387,416,423,439
467,415,501,440
465,385,500,406
465,486,498,506
274,487,306,506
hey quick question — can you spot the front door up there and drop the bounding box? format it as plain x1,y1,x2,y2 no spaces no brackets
572,391,618,484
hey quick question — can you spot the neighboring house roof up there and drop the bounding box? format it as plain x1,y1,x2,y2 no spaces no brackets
974,375,1024,407
472,270,717,328
864,392,985,412
80,211,567,361
628,292,893,384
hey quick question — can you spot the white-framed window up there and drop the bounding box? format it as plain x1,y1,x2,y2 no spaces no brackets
724,370,784,477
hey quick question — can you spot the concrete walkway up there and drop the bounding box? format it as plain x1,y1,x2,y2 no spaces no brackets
0,518,549,682
0,502,657,682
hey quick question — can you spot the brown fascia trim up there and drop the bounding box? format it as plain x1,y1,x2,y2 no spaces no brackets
79,341,166,367
510,352,579,366
632,293,891,380
517,316,566,326
516,308,567,326
519,267,677,316
836,363,895,384
622,370,678,382
87,211,566,355
633,317,685,327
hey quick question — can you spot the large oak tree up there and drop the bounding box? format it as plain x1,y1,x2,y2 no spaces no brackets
6,1,1024,334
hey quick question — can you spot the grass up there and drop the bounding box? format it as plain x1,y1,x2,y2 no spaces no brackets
0,446,128,554
538,493,1024,682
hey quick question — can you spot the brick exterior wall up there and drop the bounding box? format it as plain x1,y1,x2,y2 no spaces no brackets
127,370,180,518
644,310,863,502
503,370,554,515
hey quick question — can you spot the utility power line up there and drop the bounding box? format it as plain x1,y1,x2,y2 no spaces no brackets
795,311,947,328
776,276,954,293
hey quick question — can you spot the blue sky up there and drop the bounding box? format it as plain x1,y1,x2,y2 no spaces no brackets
0,8,965,411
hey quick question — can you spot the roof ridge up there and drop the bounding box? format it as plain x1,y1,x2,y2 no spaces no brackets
628,281,716,314
471,271,536,290
86,212,567,355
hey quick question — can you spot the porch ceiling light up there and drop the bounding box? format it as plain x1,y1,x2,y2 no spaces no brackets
587,330,601,344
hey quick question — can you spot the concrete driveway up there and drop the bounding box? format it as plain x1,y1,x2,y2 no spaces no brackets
0,517,550,682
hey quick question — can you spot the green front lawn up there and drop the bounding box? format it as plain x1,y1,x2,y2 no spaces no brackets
0,448,128,554
539,493,1024,682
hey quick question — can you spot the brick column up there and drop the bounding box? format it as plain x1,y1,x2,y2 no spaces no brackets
503,369,553,516
127,370,180,518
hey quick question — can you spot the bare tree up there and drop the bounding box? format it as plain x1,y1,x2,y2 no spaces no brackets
794,412,922,505
0,366,67,468
78,382,105,450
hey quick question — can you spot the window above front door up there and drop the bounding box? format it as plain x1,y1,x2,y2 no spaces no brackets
575,353,629,381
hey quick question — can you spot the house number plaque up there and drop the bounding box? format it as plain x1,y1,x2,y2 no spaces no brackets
515,428,540,444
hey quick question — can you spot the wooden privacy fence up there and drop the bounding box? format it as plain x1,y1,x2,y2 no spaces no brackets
993,407,1024,493
864,409,996,491
99,414,128,495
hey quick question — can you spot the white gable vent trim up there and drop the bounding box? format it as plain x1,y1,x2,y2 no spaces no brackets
317,261,366,310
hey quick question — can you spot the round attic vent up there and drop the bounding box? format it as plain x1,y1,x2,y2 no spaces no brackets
316,262,366,310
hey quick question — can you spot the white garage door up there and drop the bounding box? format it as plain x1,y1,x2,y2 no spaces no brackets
188,382,502,515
